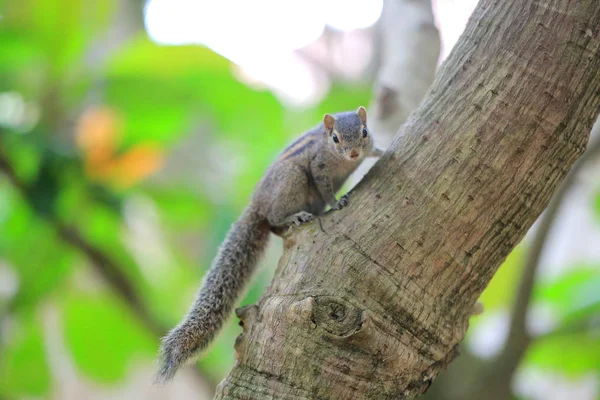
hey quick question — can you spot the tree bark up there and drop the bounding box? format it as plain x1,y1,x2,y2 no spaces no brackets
421,135,600,400
215,1,600,399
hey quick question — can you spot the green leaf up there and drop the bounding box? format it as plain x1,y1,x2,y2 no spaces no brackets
0,0,116,104
564,274,600,322
105,76,197,146
535,267,600,321
0,133,42,181
0,29,45,80
34,0,115,77
145,186,210,229
0,187,76,312
105,36,286,153
107,36,231,78
525,332,600,376
73,203,148,287
62,293,156,383
0,314,51,396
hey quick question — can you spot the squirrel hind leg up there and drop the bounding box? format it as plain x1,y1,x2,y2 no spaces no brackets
269,211,314,228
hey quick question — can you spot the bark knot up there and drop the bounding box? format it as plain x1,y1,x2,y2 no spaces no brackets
294,296,366,338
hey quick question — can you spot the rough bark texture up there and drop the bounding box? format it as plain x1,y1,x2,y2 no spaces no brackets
422,131,600,400
215,1,600,399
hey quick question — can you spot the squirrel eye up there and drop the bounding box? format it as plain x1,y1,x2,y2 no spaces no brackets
362,128,368,137
332,133,339,143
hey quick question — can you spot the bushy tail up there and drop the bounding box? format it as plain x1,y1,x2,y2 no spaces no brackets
155,208,270,383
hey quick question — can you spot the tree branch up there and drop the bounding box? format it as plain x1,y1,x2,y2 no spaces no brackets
54,222,165,336
0,150,163,333
215,1,600,398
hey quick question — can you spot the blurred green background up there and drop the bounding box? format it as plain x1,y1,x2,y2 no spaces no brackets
0,0,599,399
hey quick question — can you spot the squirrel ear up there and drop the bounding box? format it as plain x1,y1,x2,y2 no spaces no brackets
356,106,367,124
323,114,336,132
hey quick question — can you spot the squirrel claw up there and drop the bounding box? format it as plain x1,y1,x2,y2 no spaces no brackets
292,211,314,226
334,195,349,210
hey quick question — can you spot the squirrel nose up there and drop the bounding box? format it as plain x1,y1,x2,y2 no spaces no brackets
349,149,360,158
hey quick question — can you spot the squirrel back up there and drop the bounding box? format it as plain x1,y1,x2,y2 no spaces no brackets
156,106,381,382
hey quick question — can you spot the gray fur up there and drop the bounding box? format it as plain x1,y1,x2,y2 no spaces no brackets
155,107,382,382
156,208,269,383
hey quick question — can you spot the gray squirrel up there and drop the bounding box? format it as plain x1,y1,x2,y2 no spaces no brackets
156,106,384,382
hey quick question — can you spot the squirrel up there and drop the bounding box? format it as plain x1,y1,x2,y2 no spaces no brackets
155,106,384,382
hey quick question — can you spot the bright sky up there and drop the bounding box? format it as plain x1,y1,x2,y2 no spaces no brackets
145,0,383,51
144,0,478,105
145,0,383,105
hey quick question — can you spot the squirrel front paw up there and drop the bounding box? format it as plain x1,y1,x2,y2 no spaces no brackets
333,194,349,210
291,211,314,226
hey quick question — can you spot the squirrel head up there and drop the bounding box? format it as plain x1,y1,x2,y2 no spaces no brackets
323,106,374,161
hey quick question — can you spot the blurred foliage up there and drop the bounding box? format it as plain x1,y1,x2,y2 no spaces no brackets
0,0,372,396
478,245,525,312
62,292,156,382
0,0,599,398
526,333,600,377
524,267,600,376
595,189,600,221
0,315,51,396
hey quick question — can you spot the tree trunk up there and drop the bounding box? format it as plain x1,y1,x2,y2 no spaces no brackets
369,0,440,144
352,0,439,186
422,133,600,400
215,0,600,399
